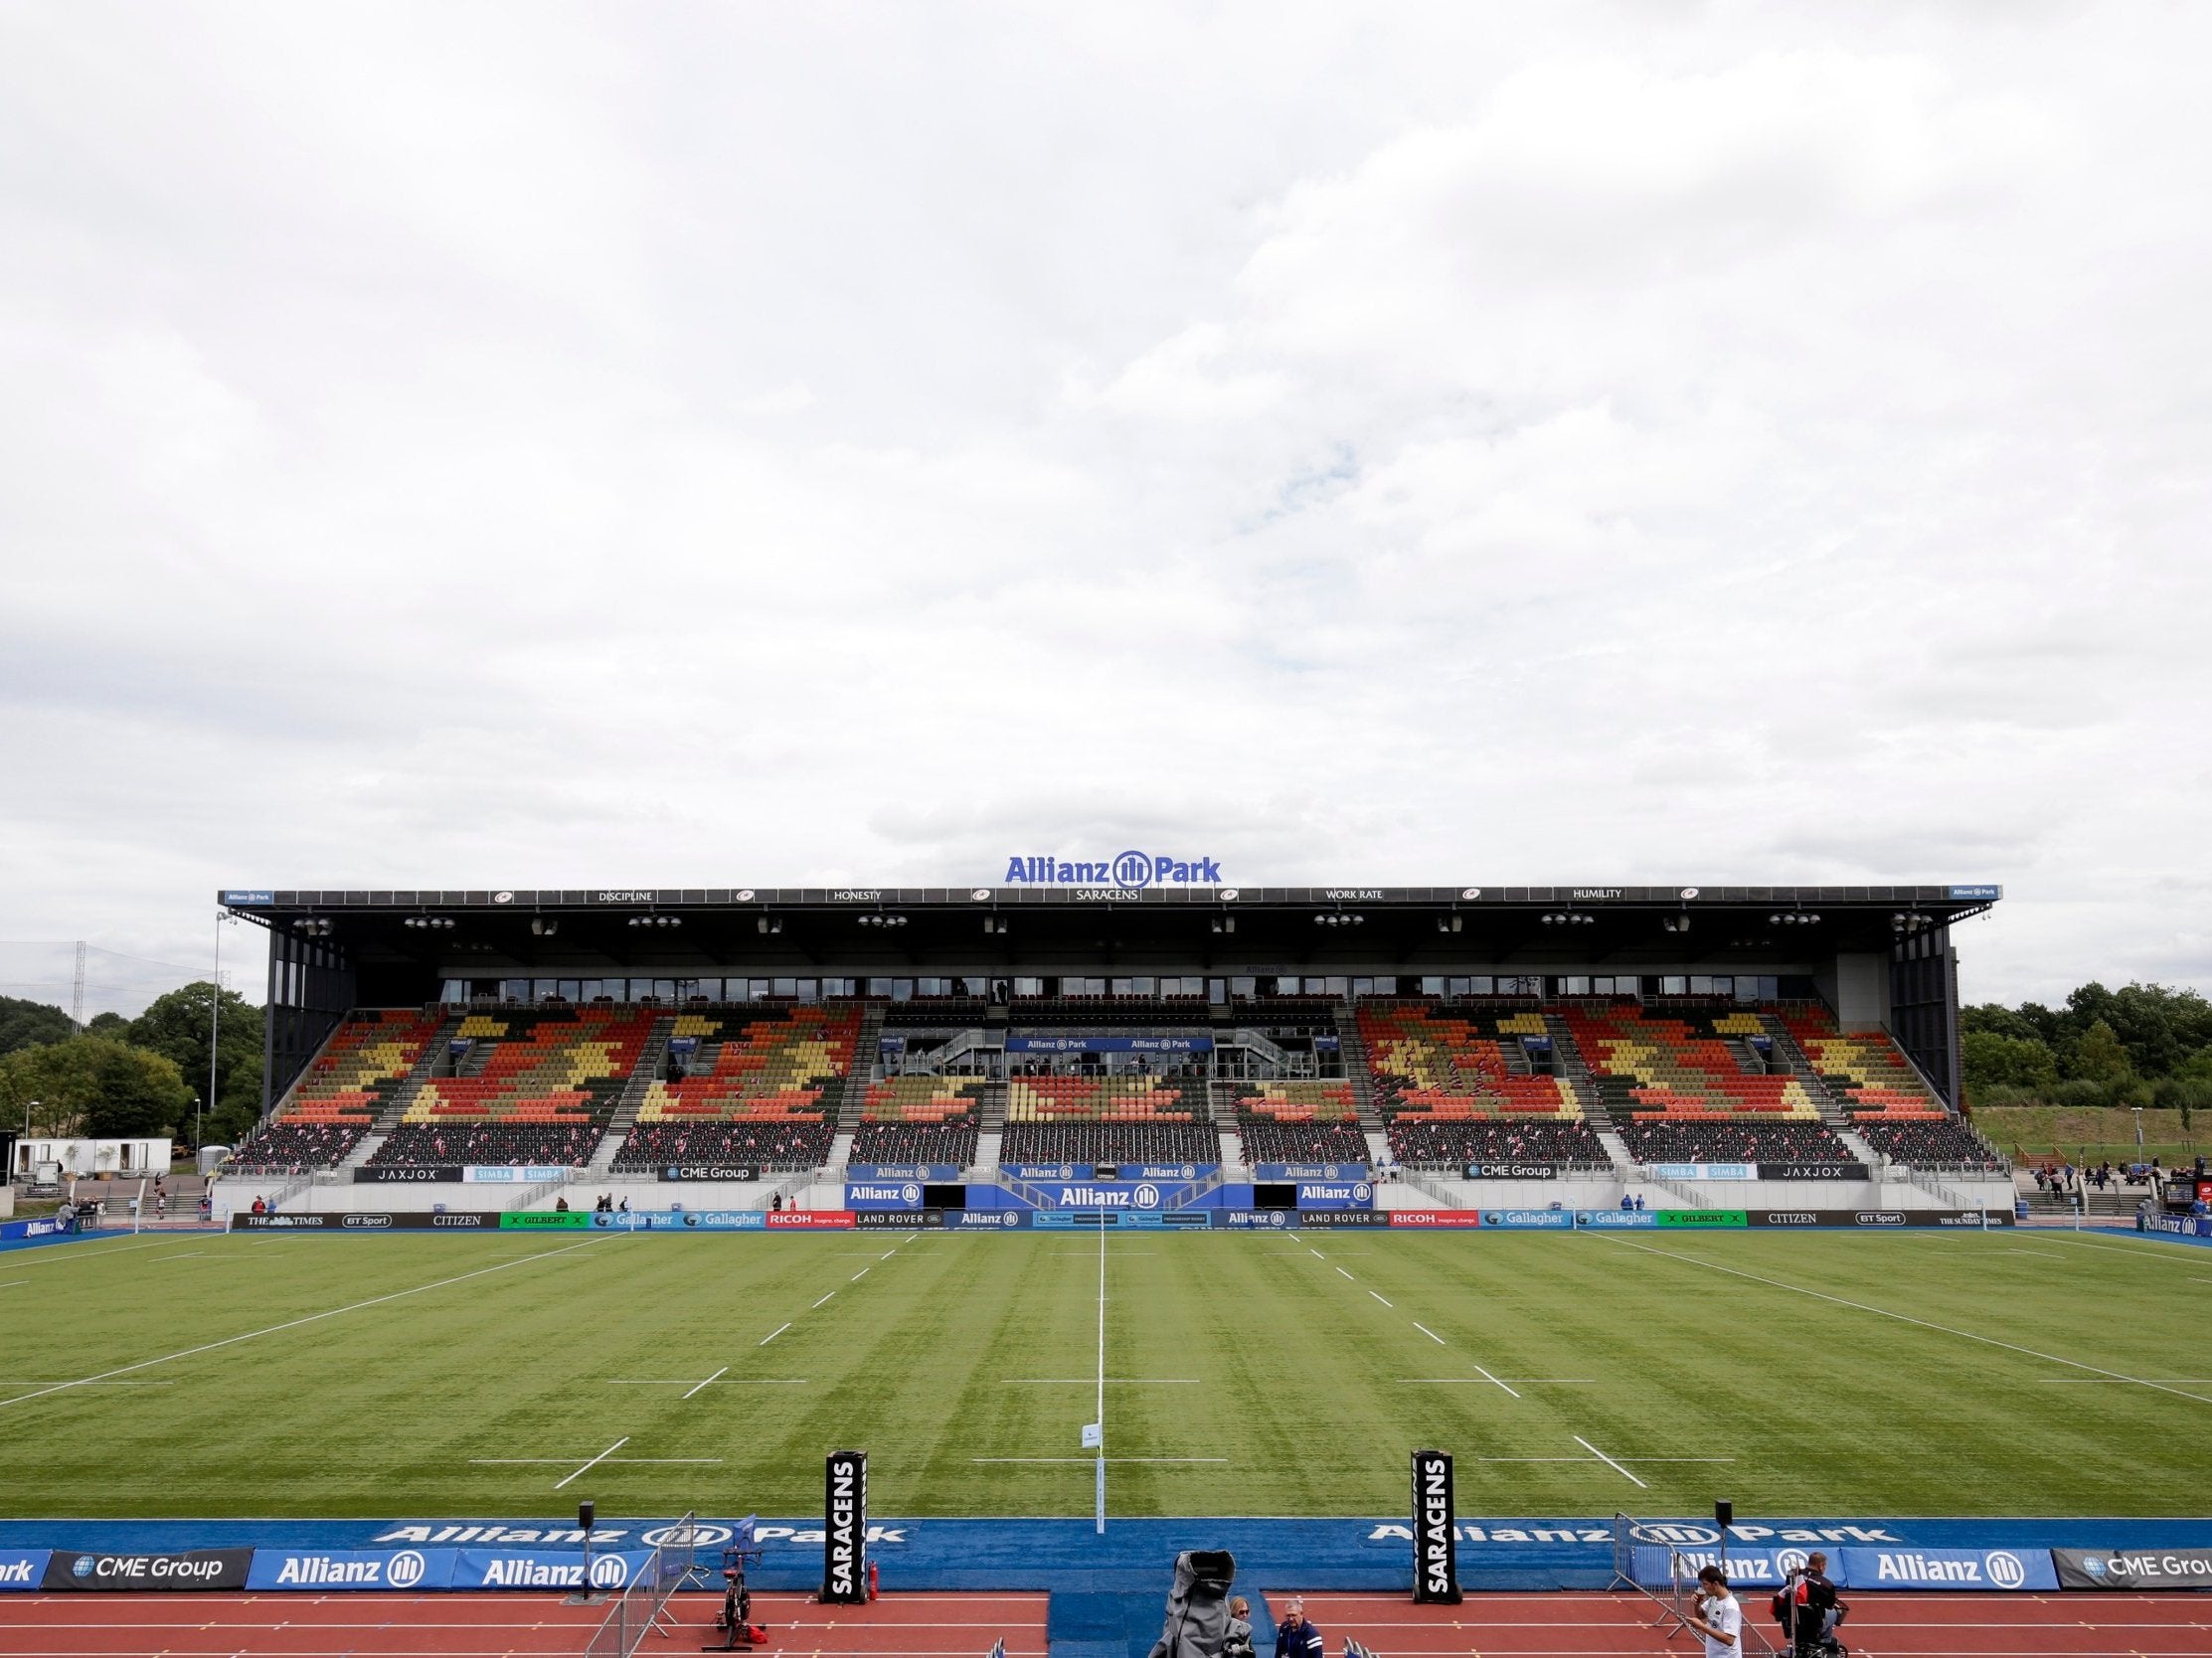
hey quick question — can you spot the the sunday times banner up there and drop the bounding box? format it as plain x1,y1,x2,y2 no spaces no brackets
2053,1546,2212,1589
1840,1547,2058,1590
43,1549,254,1590
0,1551,49,1590
249,1548,457,1590
822,1451,868,1603
1410,1450,1460,1603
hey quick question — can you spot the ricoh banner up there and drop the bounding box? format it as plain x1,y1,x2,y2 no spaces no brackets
1410,1450,1461,1603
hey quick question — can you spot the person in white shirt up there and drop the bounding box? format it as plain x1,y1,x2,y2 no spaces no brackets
1686,1566,1741,1658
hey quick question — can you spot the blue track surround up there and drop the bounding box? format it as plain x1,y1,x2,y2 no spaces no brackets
3,1516,2210,1593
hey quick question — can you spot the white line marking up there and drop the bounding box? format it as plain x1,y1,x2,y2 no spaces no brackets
2037,1234,2212,1269
473,1455,722,1470
554,1436,628,1490
759,1322,791,1346
851,1268,869,1280
682,1366,729,1400
1308,1247,1326,1258
150,1252,204,1261
2037,1378,2212,1384
1368,1291,1393,1307
0,1239,604,1409
1574,1434,1647,1487
881,1248,898,1260
812,1292,836,1308
1468,1364,1520,1399
1399,1379,1595,1385
1335,1266,1355,1280
0,1282,22,1289
1587,1232,2212,1406
1412,1322,1446,1345
1005,1379,1199,1385
604,1379,807,1386
0,1239,186,1270
1482,1455,1732,1465
970,1457,1226,1464
0,1378,171,1385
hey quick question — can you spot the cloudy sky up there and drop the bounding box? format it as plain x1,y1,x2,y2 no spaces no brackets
2,1,2206,1014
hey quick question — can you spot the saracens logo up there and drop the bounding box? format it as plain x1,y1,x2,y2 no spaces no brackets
1001,852,1222,889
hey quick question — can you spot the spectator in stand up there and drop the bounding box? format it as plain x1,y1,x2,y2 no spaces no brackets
251,1196,266,1216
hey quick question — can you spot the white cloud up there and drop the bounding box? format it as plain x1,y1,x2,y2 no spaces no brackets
0,2,2207,1011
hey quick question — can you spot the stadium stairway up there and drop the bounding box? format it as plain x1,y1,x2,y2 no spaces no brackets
833,1002,889,1136
335,1010,458,1172
1332,998,1388,1143
1761,1011,1937,1175
1542,1013,1638,1174
972,1079,1007,1175
589,1013,675,1173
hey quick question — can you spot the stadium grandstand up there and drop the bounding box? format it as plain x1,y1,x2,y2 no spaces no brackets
219,881,2005,1194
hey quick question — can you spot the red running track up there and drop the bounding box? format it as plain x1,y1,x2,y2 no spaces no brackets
0,1588,1046,1658
1297,1589,2212,1658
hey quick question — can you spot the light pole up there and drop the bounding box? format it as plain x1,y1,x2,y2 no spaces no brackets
2133,1105,2144,1149
206,912,237,1157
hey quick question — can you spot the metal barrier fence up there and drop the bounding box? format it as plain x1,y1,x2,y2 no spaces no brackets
585,1511,700,1656
1608,1511,1779,1656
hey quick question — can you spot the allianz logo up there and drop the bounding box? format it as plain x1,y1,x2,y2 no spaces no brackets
1056,1184,1162,1208
1003,852,1222,889
852,1184,924,1204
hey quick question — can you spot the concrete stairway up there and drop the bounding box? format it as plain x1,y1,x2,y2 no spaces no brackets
337,1011,460,1172
589,1013,676,1172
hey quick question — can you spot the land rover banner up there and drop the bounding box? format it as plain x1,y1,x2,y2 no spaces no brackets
1411,1450,1461,1603
822,1450,868,1603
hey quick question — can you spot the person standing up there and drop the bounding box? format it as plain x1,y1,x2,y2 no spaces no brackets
1275,1597,1322,1658
1686,1566,1740,1656
1222,1597,1256,1658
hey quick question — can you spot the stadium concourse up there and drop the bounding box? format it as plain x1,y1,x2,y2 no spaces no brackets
208,880,2022,1226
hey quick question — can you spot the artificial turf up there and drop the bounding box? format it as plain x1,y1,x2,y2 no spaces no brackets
0,1225,2203,1520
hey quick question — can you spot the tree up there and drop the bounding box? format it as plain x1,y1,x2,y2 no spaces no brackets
0,1038,193,1140
1963,1003,2042,1045
0,994,76,1058
84,1011,129,1039
128,982,262,1138
2070,1019,2132,1085
1962,1030,2059,1094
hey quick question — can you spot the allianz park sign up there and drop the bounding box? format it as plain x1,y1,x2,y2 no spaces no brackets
1002,852,1222,889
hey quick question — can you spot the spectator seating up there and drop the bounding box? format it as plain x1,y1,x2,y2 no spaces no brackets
235,1009,444,1169
1774,1004,1949,1120
1616,1118,1855,1164
1357,1002,1604,1167
609,1004,861,1173
1855,1119,2008,1172
1230,1080,1368,1165
850,1076,983,1166
374,1007,657,1167
1002,1077,1217,1165
228,1119,369,1174
1560,1004,1824,1121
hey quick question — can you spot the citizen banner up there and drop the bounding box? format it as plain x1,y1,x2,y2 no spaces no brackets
822,1451,869,1603
1410,1450,1461,1603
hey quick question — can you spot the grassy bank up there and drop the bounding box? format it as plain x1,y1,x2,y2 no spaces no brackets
1971,1104,2201,1166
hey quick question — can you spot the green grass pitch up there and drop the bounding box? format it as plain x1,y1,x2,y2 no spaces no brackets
0,1226,2203,1520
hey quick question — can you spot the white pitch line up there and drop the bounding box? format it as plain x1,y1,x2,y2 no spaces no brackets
682,1366,729,1401
0,1238,186,1270
971,1457,1227,1464
812,1292,836,1308
1369,1291,1393,1307
1412,1322,1446,1345
1469,1364,1520,1399
554,1436,628,1490
1399,1379,1596,1386
604,1379,808,1387
1308,1247,1326,1259
1573,1434,1647,1488
151,1252,204,1261
1587,1232,2212,1406
759,1322,791,1346
1005,1378,1200,1385
1335,1266,1355,1280
0,1238,604,1409
851,1268,870,1281
2037,1378,2212,1384
881,1249,898,1260
0,1282,22,1290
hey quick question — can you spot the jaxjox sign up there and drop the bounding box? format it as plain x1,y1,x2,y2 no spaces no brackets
1002,852,1222,889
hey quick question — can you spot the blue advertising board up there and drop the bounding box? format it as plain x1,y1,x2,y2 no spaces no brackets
588,1210,766,1231
1576,1210,1657,1229
1293,1180,1375,1211
847,1181,928,1211
1478,1210,1573,1230
847,1164,962,1183
450,1548,654,1590
0,1551,49,1591
1650,1163,1756,1181
1005,1035,1212,1054
1837,1546,2057,1589
1254,1163,1368,1181
248,1548,458,1590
